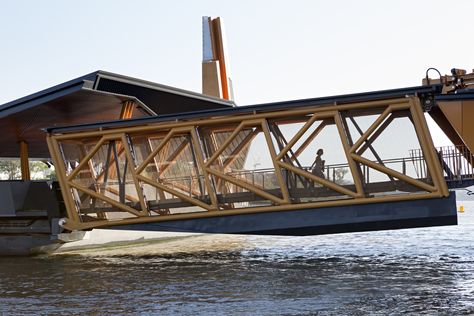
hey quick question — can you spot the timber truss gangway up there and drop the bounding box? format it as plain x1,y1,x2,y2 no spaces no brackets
45,69,474,235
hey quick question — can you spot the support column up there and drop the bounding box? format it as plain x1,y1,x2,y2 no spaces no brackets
120,100,135,119
19,140,30,181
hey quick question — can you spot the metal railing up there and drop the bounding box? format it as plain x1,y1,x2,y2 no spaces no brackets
94,145,474,201
222,146,474,192
410,146,474,182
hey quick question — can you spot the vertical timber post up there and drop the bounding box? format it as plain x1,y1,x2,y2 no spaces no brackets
19,140,30,181
409,97,449,197
46,135,81,226
334,113,365,197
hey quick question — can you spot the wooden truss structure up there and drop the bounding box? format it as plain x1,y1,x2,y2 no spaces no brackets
47,96,449,231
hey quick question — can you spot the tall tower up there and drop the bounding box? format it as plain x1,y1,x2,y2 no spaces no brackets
202,16,233,100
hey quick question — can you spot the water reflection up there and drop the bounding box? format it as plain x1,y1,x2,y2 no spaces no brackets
1,205,474,315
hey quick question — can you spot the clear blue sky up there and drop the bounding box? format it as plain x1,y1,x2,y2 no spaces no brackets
1,0,473,145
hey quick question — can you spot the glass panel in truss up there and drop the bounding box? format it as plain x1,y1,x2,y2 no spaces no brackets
353,109,433,194
70,189,137,223
205,125,282,209
270,117,356,202
59,137,101,176
137,133,208,203
141,182,206,215
69,139,142,211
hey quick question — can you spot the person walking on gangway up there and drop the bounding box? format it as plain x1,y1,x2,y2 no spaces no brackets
311,148,325,179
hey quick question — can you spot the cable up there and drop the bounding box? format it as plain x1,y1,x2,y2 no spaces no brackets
425,67,442,85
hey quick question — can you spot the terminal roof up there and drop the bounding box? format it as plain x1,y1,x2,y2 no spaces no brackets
0,71,234,157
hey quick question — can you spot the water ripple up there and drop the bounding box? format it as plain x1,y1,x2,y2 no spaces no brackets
1,205,474,315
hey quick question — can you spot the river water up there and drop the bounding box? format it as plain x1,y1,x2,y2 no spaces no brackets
1,202,474,315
